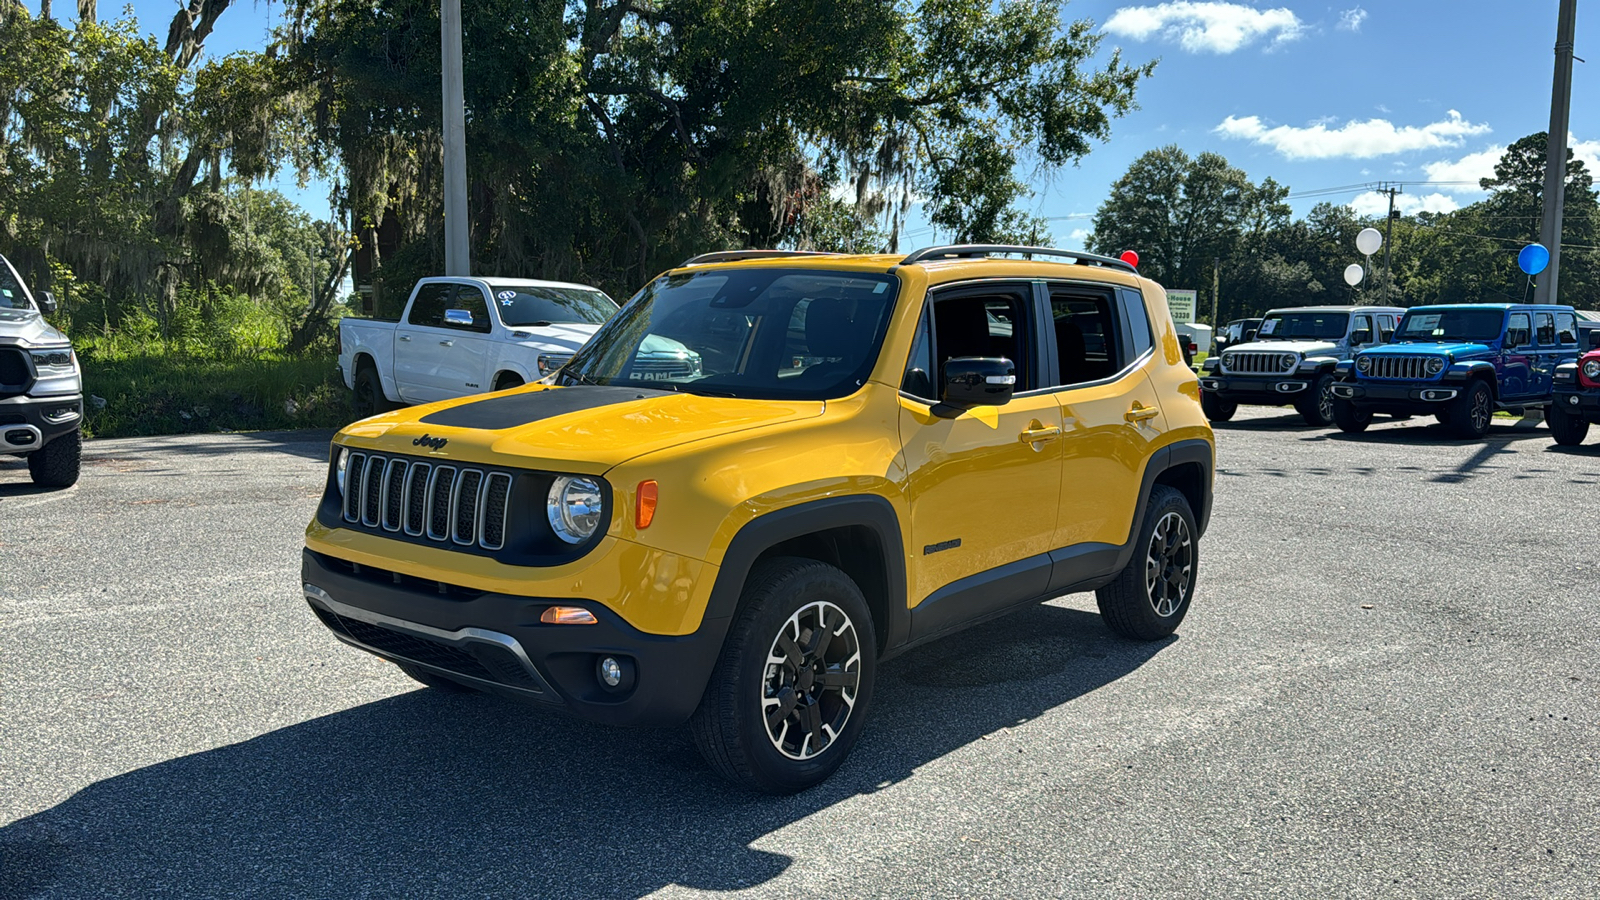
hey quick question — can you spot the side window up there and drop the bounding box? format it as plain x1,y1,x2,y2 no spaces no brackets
1557,312,1578,345
901,304,935,400
1535,312,1556,346
445,286,493,334
930,285,1033,391
1118,288,1154,358
1353,314,1374,342
405,283,452,328
1378,315,1396,342
1507,313,1531,348
1050,288,1124,387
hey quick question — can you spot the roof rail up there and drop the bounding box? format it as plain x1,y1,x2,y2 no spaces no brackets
680,249,840,267
899,244,1137,274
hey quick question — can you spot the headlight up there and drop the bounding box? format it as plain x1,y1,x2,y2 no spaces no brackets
29,347,75,370
548,475,604,544
1584,360,1600,380
1356,356,1373,373
1280,353,1297,372
334,447,349,497
1426,357,1445,376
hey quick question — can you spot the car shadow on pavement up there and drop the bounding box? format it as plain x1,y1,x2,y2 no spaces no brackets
0,603,1168,900
84,428,340,465
1207,412,1323,432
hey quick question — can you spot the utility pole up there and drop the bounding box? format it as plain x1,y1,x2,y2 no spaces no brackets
1535,0,1578,305
1212,258,1221,326
1381,183,1401,288
441,0,470,276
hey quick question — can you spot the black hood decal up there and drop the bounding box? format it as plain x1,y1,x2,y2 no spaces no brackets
418,385,652,430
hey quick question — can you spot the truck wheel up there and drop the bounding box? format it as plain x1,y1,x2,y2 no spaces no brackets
1332,397,1372,433
28,428,81,488
1096,486,1197,641
493,372,524,391
690,557,876,794
1548,403,1590,446
1448,380,1493,439
352,366,389,419
1199,392,1236,422
397,662,476,693
1296,373,1336,426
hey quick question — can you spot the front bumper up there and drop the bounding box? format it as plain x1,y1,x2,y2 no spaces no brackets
1553,387,1600,422
1198,373,1312,402
0,393,83,452
301,548,729,726
1329,381,1459,412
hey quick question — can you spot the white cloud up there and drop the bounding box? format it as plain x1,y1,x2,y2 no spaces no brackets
1421,146,1504,193
1214,110,1491,159
1349,191,1460,217
1338,7,1367,32
1572,137,1600,174
1102,2,1303,54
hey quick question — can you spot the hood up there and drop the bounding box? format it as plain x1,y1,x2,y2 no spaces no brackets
509,321,604,355
337,384,825,473
0,308,69,346
1362,341,1491,359
1224,338,1338,356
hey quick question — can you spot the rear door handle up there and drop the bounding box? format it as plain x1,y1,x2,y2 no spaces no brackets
439,340,454,347
398,334,411,342
1125,404,1160,423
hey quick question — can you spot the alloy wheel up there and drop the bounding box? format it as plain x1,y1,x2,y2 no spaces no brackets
761,600,862,760
1318,382,1335,422
1471,388,1492,433
1144,512,1193,618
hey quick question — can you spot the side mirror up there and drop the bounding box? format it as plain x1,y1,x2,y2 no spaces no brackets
937,357,1014,417
1506,330,1530,349
1587,330,1600,350
444,308,474,327
38,291,56,315
1351,329,1372,345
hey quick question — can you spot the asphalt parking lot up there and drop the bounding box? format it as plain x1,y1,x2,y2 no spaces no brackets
2,409,1598,898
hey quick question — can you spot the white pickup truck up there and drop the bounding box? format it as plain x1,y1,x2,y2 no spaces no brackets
339,276,627,417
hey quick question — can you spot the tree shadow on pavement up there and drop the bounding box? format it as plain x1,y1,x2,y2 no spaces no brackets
0,603,1168,900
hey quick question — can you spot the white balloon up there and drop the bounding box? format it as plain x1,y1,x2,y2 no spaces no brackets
1344,263,1365,286
1356,227,1383,256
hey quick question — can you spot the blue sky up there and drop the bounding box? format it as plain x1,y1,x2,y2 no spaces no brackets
26,0,1600,257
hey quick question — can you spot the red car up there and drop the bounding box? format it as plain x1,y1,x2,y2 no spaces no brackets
1550,347,1600,445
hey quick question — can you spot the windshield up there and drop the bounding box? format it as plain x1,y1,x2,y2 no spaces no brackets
560,268,899,400
490,284,617,327
0,258,34,311
1255,311,1348,340
1395,309,1505,343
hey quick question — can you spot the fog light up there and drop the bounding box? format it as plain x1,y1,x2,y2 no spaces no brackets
541,606,597,625
1571,395,1582,406
599,657,623,687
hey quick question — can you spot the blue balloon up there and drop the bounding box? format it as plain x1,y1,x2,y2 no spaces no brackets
1519,243,1550,275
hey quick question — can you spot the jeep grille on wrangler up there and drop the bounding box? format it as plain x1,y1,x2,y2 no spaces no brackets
342,452,513,550
1362,355,1436,380
1222,351,1295,374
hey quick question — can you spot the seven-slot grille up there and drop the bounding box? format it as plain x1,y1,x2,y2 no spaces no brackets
342,452,513,550
1361,355,1436,380
1222,351,1293,375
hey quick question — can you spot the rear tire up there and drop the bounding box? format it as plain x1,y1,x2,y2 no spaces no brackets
1296,373,1336,426
1548,403,1591,446
1448,380,1493,439
352,365,389,419
1332,397,1372,433
28,428,81,488
1097,486,1198,640
690,557,876,794
397,662,476,693
1200,392,1237,422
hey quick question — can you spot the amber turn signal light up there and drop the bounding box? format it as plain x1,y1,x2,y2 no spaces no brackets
636,480,658,529
540,606,597,625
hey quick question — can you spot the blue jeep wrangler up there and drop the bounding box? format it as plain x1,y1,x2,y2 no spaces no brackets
1330,303,1584,439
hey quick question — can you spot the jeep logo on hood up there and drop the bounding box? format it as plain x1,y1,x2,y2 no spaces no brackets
412,434,449,451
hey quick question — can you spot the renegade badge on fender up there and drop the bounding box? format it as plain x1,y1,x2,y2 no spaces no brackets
304,245,1215,793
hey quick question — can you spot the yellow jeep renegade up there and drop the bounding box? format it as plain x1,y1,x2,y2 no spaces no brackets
303,244,1214,793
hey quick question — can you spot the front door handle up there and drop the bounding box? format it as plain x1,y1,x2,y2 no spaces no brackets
1020,424,1062,445
439,340,454,347
1125,404,1160,423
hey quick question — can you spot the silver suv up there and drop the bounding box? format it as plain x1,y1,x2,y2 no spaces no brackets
0,253,82,487
1197,305,1403,425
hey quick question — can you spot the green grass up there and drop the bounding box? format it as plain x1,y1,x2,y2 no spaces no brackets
78,350,351,439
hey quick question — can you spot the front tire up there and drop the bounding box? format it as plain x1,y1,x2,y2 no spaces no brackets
1297,373,1336,426
691,558,876,794
28,428,81,488
1096,486,1198,641
1332,397,1372,433
1548,402,1591,446
1448,380,1494,439
1200,392,1237,422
